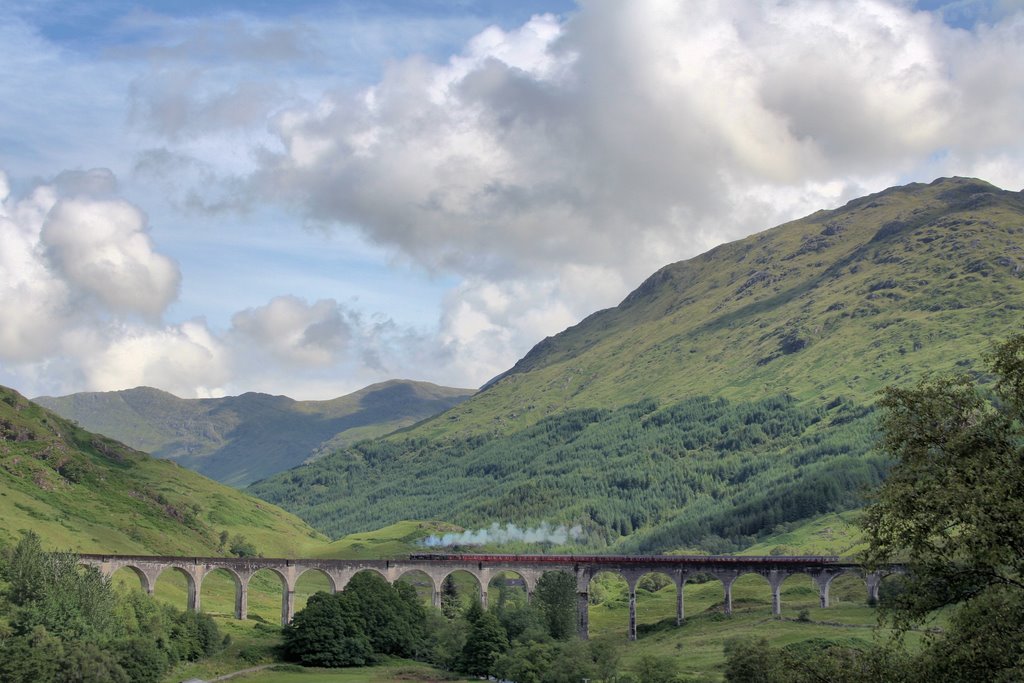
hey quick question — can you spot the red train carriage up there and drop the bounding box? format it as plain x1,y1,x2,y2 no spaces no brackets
409,553,840,564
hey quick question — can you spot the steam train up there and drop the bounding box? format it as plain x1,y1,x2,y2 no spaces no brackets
408,553,841,564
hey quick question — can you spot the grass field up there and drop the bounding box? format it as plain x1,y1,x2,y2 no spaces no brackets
588,571,929,681
0,385,330,558
735,511,867,558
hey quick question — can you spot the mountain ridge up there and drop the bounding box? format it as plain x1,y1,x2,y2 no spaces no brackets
418,176,1024,440
35,379,474,486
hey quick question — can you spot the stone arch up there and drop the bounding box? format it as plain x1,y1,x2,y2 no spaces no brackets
331,567,390,595
244,565,289,589
632,570,678,637
109,564,152,595
349,567,389,584
488,569,530,610
245,566,291,625
439,569,487,610
585,570,630,640
199,567,243,619
296,566,337,592
828,571,870,606
394,568,436,608
730,570,776,616
777,572,821,618
293,567,336,616
153,565,199,613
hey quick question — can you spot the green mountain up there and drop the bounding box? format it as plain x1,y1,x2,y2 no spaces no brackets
0,384,329,555
429,176,1024,436
250,177,1024,550
35,379,474,487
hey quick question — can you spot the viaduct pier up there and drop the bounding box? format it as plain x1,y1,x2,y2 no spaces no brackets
79,553,898,641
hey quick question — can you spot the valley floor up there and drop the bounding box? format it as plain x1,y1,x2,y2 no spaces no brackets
144,561,930,683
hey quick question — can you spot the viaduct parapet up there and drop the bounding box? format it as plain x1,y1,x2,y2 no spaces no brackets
79,554,900,641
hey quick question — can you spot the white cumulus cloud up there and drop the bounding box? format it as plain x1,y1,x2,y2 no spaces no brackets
0,169,224,398
234,0,1024,388
42,198,180,316
256,0,1024,286
74,322,230,399
0,175,68,361
230,295,353,367
4,1,1024,399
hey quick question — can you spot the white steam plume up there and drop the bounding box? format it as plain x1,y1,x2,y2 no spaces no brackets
421,522,583,548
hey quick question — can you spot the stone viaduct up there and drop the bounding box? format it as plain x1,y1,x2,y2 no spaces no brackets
79,554,898,641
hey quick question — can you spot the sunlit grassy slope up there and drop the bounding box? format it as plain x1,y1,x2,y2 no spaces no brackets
305,520,463,559
735,510,866,557
0,385,328,556
429,177,1024,437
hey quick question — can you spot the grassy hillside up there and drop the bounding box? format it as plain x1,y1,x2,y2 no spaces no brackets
423,177,1024,438
251,178,1024,549
306,520,464,559
0,385,328,556
737,511,866,557
35,380,474,487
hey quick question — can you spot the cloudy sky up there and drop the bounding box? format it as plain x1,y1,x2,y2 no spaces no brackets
1,0,1023,400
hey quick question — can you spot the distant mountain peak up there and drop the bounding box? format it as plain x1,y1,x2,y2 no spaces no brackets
35,379,474,487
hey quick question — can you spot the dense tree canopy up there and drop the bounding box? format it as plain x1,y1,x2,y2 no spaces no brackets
533,571,577,640
282,564,629,679
726,335,1024,682
864,336,1024,625
281,591,374,667
458,607,508,675
252,394,881,553
0,532,222,683
282,572,427,667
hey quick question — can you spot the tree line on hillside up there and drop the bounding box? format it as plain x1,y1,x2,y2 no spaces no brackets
251,394,882,553
0,532,223,683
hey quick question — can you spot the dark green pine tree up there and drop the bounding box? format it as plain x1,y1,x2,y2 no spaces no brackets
534,571,577,640
458,610,508,677
0,626,65,683
441,575,461,619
